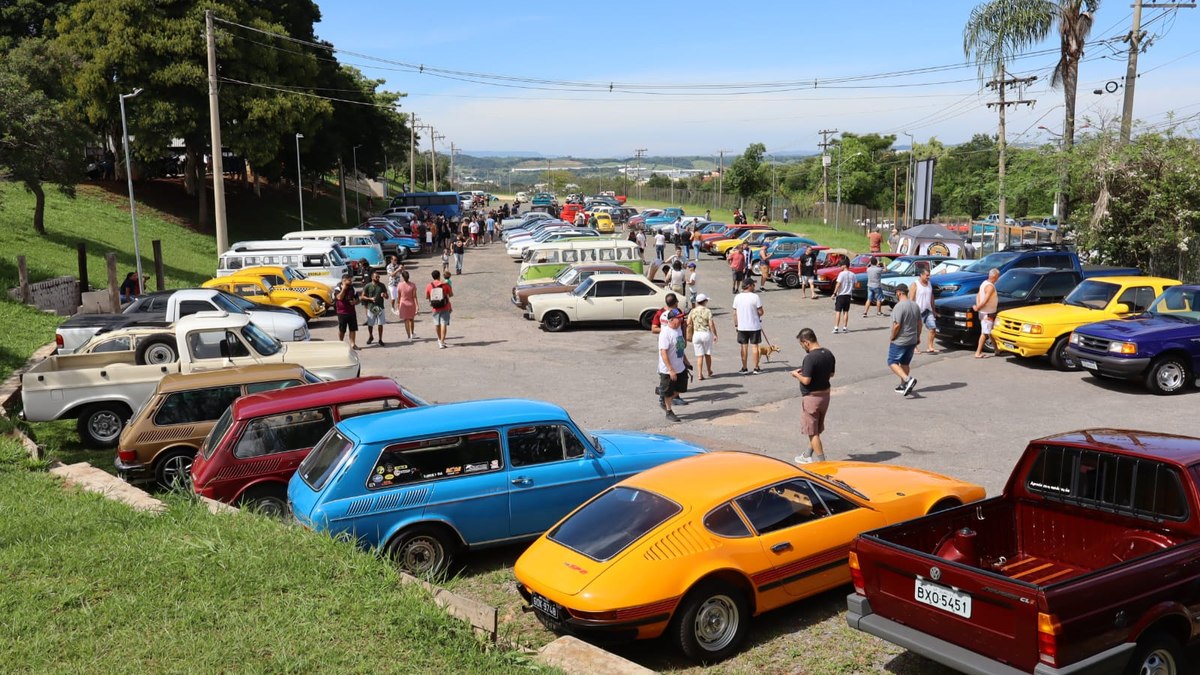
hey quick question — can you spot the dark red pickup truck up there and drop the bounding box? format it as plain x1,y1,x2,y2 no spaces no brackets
847,429,1200,675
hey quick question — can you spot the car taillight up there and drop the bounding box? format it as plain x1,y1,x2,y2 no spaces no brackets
117,448,136,463
1037,612,1060,666
55,333,64,347
848,551,865,595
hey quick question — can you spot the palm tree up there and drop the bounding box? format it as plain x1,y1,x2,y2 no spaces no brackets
964,0,1054,227
1050,1,1099,226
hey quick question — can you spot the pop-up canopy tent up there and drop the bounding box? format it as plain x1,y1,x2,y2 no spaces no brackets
893,223,967,258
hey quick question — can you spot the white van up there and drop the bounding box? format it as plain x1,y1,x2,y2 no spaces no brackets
283,229,385,271
218,241,349,286
517,239,643,281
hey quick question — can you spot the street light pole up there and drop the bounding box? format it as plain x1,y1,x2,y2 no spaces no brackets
903,132,915,230
352,144,361,223
119,88,145,293
295,133,305,230
835,150,864,232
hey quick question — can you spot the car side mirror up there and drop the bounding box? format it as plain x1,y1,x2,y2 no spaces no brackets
1113,302,1132,314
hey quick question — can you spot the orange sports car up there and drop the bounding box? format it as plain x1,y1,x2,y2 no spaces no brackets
514,452,985,662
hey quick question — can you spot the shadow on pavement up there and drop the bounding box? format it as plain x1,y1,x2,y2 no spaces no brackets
845,450,903,462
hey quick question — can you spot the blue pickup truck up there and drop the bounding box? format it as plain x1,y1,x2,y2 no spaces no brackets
1065,285,1200,395
932,246,1140,299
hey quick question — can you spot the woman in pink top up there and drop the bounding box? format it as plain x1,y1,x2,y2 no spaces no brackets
396,270,419,340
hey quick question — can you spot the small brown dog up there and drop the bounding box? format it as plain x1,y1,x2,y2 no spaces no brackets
757,343,782,362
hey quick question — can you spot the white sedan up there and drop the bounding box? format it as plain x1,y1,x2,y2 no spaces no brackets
524,274,670,332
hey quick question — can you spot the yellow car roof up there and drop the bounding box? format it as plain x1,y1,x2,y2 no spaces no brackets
623,452,797,504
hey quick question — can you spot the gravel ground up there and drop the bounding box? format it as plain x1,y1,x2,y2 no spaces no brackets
310,226,1200,674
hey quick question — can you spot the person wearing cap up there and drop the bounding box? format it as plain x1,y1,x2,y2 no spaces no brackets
686,294,717,379
657,308,691,423
889,283,921,396
732,278,765,374
685,261,699,309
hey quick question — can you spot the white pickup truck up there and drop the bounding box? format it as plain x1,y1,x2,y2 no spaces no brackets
55,288,310,355
22,312,359,448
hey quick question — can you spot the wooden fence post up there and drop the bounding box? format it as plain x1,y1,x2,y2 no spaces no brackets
152,240,165,291
76,242,88,308
17,256,30,304
106,253,120,312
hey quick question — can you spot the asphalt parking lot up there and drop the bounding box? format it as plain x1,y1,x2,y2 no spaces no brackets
317,234,1199,497
308,230,1200,673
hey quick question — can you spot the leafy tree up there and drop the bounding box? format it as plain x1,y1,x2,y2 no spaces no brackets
0,38,91,234
725,143,769,204
0,0,73,50
645,173,670,188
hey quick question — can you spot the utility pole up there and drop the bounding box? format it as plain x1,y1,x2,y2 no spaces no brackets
818,129,838,224
205,10,228,255
449,142,457,192
892,166,899,230
986,66,1037,228
408,112,417,191
716,149,732,212
634,148,647,202
1121,0,1145,144
903,132,915,229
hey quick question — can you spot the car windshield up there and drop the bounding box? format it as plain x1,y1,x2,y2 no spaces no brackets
556,267,581,285
886,259,911,273
548,486,681,561
241,324,282,356
930,261,960,275
214,293,249,313
259,278,276,293
572,277,596,297
201,407,235,460
965,251,1018,273
995,271,1037,299
284,267,306,282
1146,287,1200,322
1063,279,1119,309
297,429,353,491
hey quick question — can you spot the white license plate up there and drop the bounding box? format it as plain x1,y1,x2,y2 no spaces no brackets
914,578,972,618
1081,359,1098,370
1001,341,1018,351
531,593,559,620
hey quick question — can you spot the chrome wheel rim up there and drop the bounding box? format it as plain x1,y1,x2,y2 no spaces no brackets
144,344,176,364
1140,648,1176,675
693,594,739,652
88,411,122,443
400,536,444,574
248,496,287,517
161,455,193,490
1156,363,1184,392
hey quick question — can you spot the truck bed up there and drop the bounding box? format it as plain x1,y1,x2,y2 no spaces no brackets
21,352,178,422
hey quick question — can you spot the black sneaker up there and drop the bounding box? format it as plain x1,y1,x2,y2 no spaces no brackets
738,367,748,374
904,377,918,396
366,336,374,345
665,410,681,422
894,382,906,393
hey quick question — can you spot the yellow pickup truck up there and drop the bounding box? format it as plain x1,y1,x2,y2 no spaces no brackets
992,275,1181,370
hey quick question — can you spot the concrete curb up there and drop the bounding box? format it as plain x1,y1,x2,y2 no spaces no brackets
397,572,498,642
48,461,167,513
537,636,655,674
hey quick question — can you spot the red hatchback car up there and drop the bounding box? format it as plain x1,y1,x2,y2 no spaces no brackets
814,252,902,293
190,376,428,515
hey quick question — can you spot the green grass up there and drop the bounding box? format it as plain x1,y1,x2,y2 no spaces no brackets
0,300,62,383
0,442,549,673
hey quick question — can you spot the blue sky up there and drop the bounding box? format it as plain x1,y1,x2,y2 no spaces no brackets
314,1,1200,156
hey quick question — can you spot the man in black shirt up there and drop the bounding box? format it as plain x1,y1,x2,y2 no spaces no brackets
791,327,835,463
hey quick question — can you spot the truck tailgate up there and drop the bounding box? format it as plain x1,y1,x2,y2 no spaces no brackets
854,534,1044,673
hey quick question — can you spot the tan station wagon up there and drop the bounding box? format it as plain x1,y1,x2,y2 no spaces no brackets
115,363,319,488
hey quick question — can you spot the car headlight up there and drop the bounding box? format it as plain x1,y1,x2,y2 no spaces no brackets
1020,323,1043,335
1068,332,1080,345
1108,341,1137,355
938,284,959,293
294,326,309,341
954,311,970,319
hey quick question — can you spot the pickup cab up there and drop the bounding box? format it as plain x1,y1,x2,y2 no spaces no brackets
932,247,1141,300
21,312,359,448
847,429,1200,675
55,288,309,355
935,268,1082,350
1066,284,1200,395
993,276,1180,370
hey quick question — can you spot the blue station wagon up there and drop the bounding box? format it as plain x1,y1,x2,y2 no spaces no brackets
287,398,708,574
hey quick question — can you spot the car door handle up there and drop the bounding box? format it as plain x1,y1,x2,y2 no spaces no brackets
511,477,532,486
771,542,793,553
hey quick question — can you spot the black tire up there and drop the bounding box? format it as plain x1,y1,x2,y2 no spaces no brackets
135,335,178,366
1048,336,1080,371
1146,356,1192,395
384,525,457,577
76,402,130,449
783,272,800,289
543,311,569,333
154,448,196,491
237,485,289,518
1123,630,1182,675
670,580,750,663
639,309,657,331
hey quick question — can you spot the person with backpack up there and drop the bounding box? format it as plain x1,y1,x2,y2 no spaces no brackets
426,270,454,349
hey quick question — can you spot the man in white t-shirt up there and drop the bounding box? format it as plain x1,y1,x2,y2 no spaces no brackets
657,308,691,422
731,279,765,374
832,260,856,334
